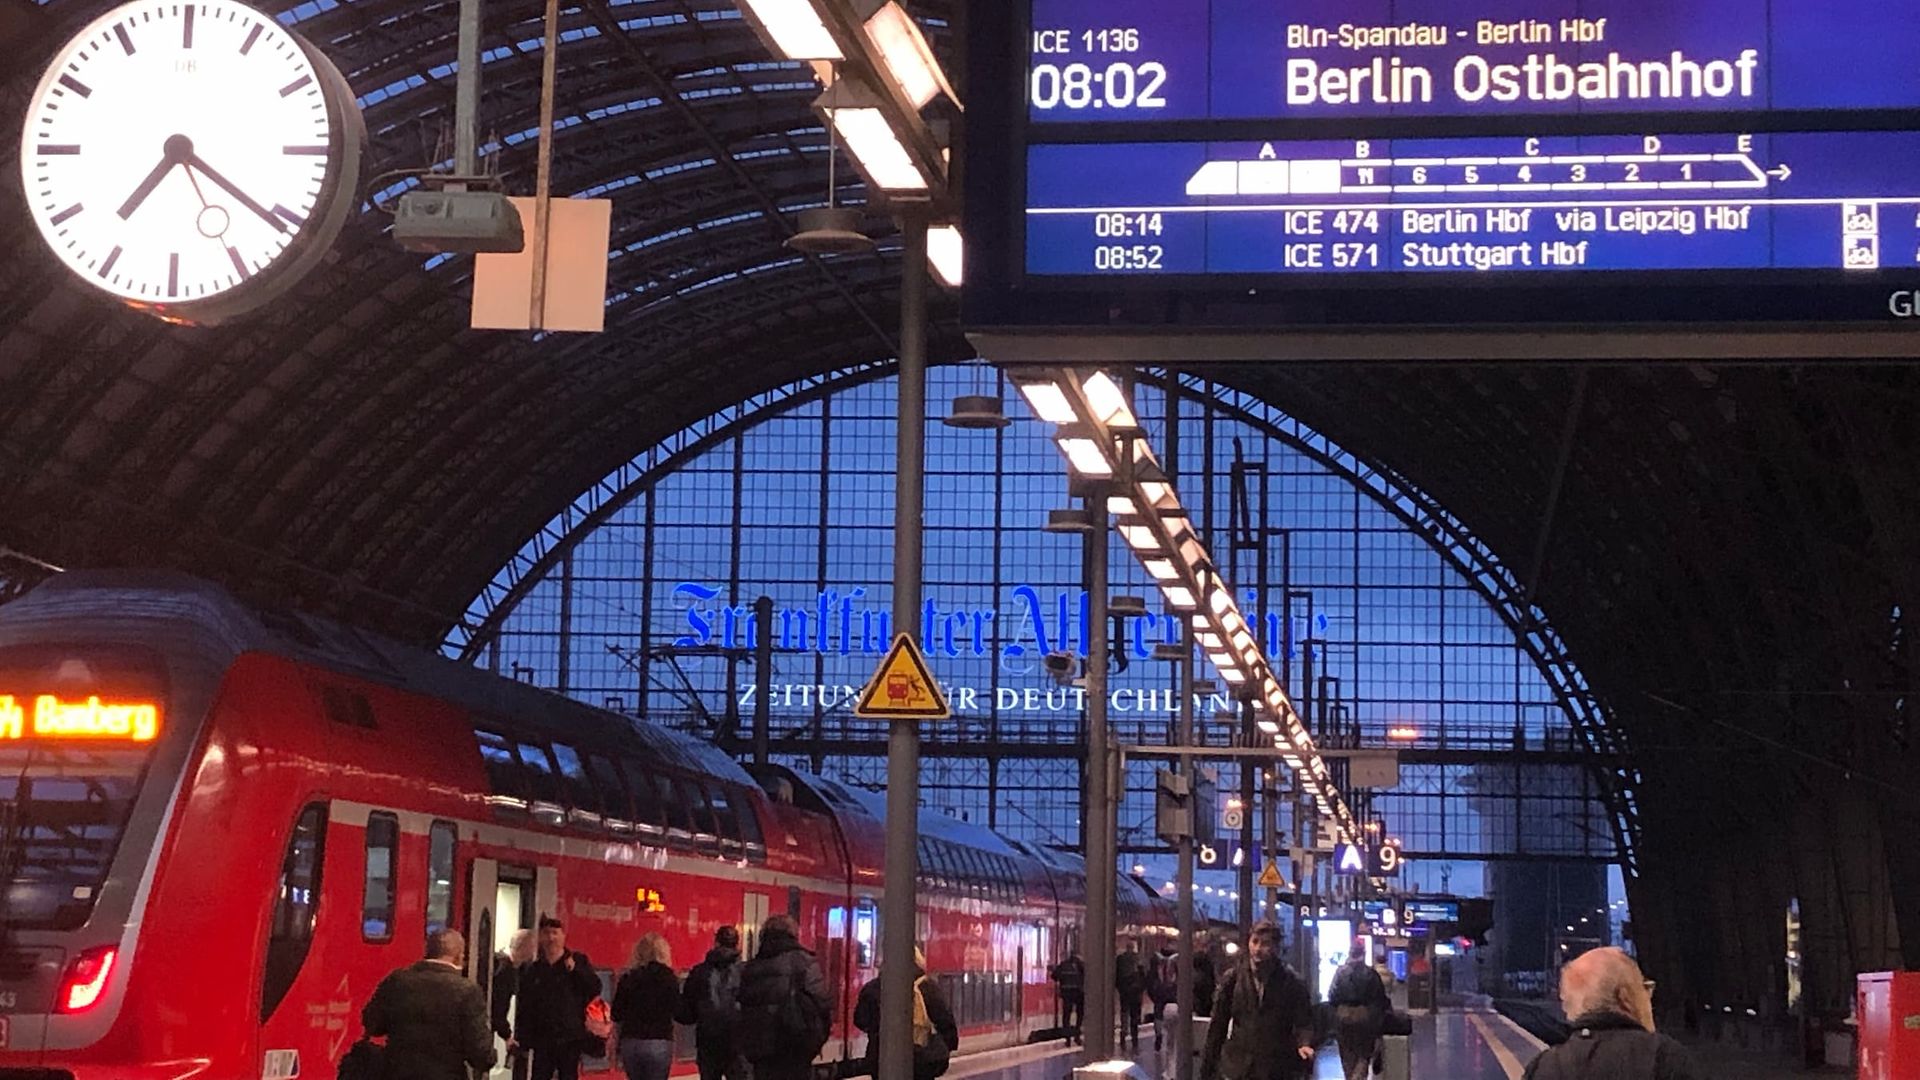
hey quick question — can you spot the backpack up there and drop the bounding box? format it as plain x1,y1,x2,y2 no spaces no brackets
336,1037,384,1080
739,964,828,1062
585,996,615,1039
703,962,743,1029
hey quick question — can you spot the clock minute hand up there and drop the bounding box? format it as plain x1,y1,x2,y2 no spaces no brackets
184,153,289,234
117,154,178,220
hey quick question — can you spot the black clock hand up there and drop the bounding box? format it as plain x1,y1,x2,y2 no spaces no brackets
183,152,288,234
117,154,178,220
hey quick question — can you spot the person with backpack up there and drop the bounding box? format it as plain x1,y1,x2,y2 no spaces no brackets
611,933,681,1080
737,913,833,1080
1522,948,1705,1080
1200,924,1316,1080
516,916,605,1080
1147,941,1179,1052
1049,951,1086,1045
1115,943,1149,1053
679,925,749,1080
854,946,959,1080
1329,940,1389,1080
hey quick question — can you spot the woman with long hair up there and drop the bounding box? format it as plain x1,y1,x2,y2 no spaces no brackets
612,933,681,1080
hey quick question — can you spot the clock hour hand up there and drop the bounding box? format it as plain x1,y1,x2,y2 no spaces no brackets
184,152,289,234
117,154,178,220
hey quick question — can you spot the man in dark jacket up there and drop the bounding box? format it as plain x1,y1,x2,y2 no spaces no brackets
1050,952,1086,1044
854,946,959,1080
1523,948,1705,1080
516,916,604,1080
1115,944,1148,1052
737,913,833,1080
1329,940,1389,1080
1200,924,1316,1080
362,929,495,1080
494,929,537,1080
679,925,749,1080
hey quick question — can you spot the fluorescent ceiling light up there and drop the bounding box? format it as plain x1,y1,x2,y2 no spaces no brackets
1219,667,1247,684
1257,719,1280,735
1057,436,1113,477
1017,381,1077,424
863,2,957,109
1208,588,1231,616
1081,372,1138,428
1161,585,1197,609
1177,533,1207,567
1107,495,1137,516
926,224,963,287
1139,480,1175,509
831,107,927,191
739,0,843,60
1207,652,1235,669
1118,523,1160,551
1143,558,1178,580
1196,631,1224,649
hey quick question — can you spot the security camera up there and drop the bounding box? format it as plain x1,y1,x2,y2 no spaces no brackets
1042,651,1077,686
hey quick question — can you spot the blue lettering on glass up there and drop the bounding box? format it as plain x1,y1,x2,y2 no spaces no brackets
672,582,1326,663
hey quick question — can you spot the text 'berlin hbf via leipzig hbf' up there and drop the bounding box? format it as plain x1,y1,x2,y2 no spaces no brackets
1284,18,1761,107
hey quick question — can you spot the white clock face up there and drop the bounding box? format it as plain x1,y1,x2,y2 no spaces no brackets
21,0,340,305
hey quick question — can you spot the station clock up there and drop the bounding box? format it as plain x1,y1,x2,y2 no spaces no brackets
19,0,364,325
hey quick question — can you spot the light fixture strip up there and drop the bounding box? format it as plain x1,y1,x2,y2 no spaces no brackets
1030,367,1356,833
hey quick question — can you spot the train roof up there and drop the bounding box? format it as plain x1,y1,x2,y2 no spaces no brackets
4,570,755,786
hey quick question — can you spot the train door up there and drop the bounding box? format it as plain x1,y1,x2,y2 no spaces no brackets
742,891,771,959
467,858,510,1080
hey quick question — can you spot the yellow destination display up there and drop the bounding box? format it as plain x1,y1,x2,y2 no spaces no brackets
0,694,162,742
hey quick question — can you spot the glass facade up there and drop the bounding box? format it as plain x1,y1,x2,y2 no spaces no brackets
452,367,1622,897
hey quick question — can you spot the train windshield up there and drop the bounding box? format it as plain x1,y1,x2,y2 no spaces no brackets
0,647,167,932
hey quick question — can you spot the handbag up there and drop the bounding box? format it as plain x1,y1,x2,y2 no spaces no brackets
585,995,615,1039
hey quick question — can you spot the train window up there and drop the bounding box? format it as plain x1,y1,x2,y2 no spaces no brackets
729,785,766,860
704,782,745,857
676,777,720,854
426,820,456,939
652,773,694,848
263,803,327,1021
549,743,604,830
475,729,528,814
362,811,399,942
617,757,666,839
580,752,634,834
514,742,564,825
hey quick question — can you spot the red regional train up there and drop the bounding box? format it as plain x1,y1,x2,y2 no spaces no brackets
0,572,1173,1080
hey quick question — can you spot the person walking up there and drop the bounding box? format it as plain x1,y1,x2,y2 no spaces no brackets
517,917,605,1080
1148,941,1178,1052
854,946,959,1080
494,929,538,1080
1116,943,1148,1053
1522,948,1706,1080
737,913,833,1080
361,929,496,1080
1329,940,1389,1080
1193,949,1217,1019
1050,951,1087,1045
612,933,681,1080
1200,924,1316,1080
679,926,749,1080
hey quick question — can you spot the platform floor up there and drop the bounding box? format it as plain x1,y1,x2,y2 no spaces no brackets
947,1007,1549,1080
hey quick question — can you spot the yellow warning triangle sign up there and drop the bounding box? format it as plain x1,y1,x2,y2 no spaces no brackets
854,634,951,720
1257,861,1286,889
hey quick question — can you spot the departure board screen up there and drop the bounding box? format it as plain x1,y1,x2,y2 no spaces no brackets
1026,0,1920,122
962,0,1920,337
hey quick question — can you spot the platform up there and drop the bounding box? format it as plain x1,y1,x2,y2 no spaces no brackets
947,1007,1549,1080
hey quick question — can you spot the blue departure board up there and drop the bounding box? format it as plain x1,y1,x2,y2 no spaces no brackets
1027,0,1920,122
961,0,1920,337
1027,132,1920,276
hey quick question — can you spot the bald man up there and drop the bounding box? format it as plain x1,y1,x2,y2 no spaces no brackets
364,929,497,1080
1521,948,1704,1080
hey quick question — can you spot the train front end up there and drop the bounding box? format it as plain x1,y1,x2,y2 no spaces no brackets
0,584,227,1080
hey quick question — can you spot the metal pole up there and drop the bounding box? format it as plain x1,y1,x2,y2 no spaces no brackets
529,0,560,330
878,210,928,1080
1175,627,1196,1080
1238,700,1254,930
753,595,773,769
1084,486,1114,1061
453,0,481,178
